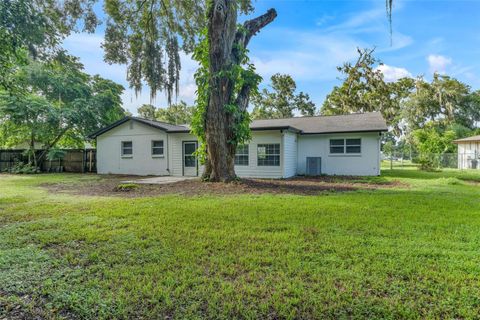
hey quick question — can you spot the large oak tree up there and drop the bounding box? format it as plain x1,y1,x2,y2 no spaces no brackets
102,0,277,181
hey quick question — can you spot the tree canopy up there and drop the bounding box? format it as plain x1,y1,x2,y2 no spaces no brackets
136,101,194,124
156,101,194,124
0,56,126,164
102,0,206,102
323,48,480,137
0,0,98,89
403,74,480,131
137,104,157,120
322,48,414,135
251,73,316,119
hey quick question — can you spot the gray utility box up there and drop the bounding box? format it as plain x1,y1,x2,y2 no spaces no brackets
306,157,322,176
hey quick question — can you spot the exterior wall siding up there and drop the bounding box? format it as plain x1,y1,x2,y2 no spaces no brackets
457,143,480,169
234,131,284,178
97,120,169,175
96,120,383,177
282,131,297,178
297,132,381,176
169,132,202,177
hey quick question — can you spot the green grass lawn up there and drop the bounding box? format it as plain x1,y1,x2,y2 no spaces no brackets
1,170,480,319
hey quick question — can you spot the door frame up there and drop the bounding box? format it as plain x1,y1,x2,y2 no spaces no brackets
182,141,198,176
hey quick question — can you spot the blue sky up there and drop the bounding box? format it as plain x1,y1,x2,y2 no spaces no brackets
63,0,480,115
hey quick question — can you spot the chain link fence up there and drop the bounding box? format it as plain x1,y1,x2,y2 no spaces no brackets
382,152,479,170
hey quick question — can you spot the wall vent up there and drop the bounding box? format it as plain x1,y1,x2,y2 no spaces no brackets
306,157,322,176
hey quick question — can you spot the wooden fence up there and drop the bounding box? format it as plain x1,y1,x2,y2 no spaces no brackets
0,149,96,173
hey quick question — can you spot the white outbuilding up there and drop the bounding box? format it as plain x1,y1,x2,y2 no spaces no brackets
89,112,388,177
454,135,480,170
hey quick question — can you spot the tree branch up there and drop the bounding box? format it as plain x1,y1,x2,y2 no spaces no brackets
232,8,277,108
242,8,277,48
234,8,277,56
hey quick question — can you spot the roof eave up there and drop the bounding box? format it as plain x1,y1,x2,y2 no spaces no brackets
453,139,480,143
88,117,131,139
167,129,191,133
251,126,301,133
300,128,388,135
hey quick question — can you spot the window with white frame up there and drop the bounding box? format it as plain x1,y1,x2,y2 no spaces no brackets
152,140,164,156
257,144,280,166
330,138,361,154
121,141,133,156
346,139,361,153
235,144,249,166
330,139,345,154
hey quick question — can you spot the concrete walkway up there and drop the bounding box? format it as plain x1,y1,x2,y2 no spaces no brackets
122,176,198,185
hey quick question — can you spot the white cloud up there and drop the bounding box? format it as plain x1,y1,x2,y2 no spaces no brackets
376,64,412,82
427,54,452,74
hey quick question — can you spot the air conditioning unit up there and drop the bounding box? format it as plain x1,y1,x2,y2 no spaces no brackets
306,157,322,176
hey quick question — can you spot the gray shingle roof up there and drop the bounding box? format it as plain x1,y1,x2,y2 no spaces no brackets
88,116,189,138
453,135,480,143
130,117,188,132
250,112,388,134
89,112,387,138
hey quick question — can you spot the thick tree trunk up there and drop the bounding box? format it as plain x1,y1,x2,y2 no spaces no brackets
203,0,276,182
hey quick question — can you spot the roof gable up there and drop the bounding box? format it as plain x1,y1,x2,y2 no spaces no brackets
88,117,189,138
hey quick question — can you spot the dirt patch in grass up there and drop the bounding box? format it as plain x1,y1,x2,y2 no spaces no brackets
41,175,405,198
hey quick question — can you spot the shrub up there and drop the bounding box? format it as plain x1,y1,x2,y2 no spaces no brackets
9,162,40,174
417,155,440,172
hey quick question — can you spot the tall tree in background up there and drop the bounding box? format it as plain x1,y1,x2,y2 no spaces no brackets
251,73,316,119
322,48,414,136
136,101,194,124
403,74,480,132
137,104,157,120
156,101,194,125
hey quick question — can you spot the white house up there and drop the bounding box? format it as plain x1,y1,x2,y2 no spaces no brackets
89,112,388,178
454,135,480,169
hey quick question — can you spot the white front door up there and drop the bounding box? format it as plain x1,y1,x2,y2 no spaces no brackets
182,141,198,176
